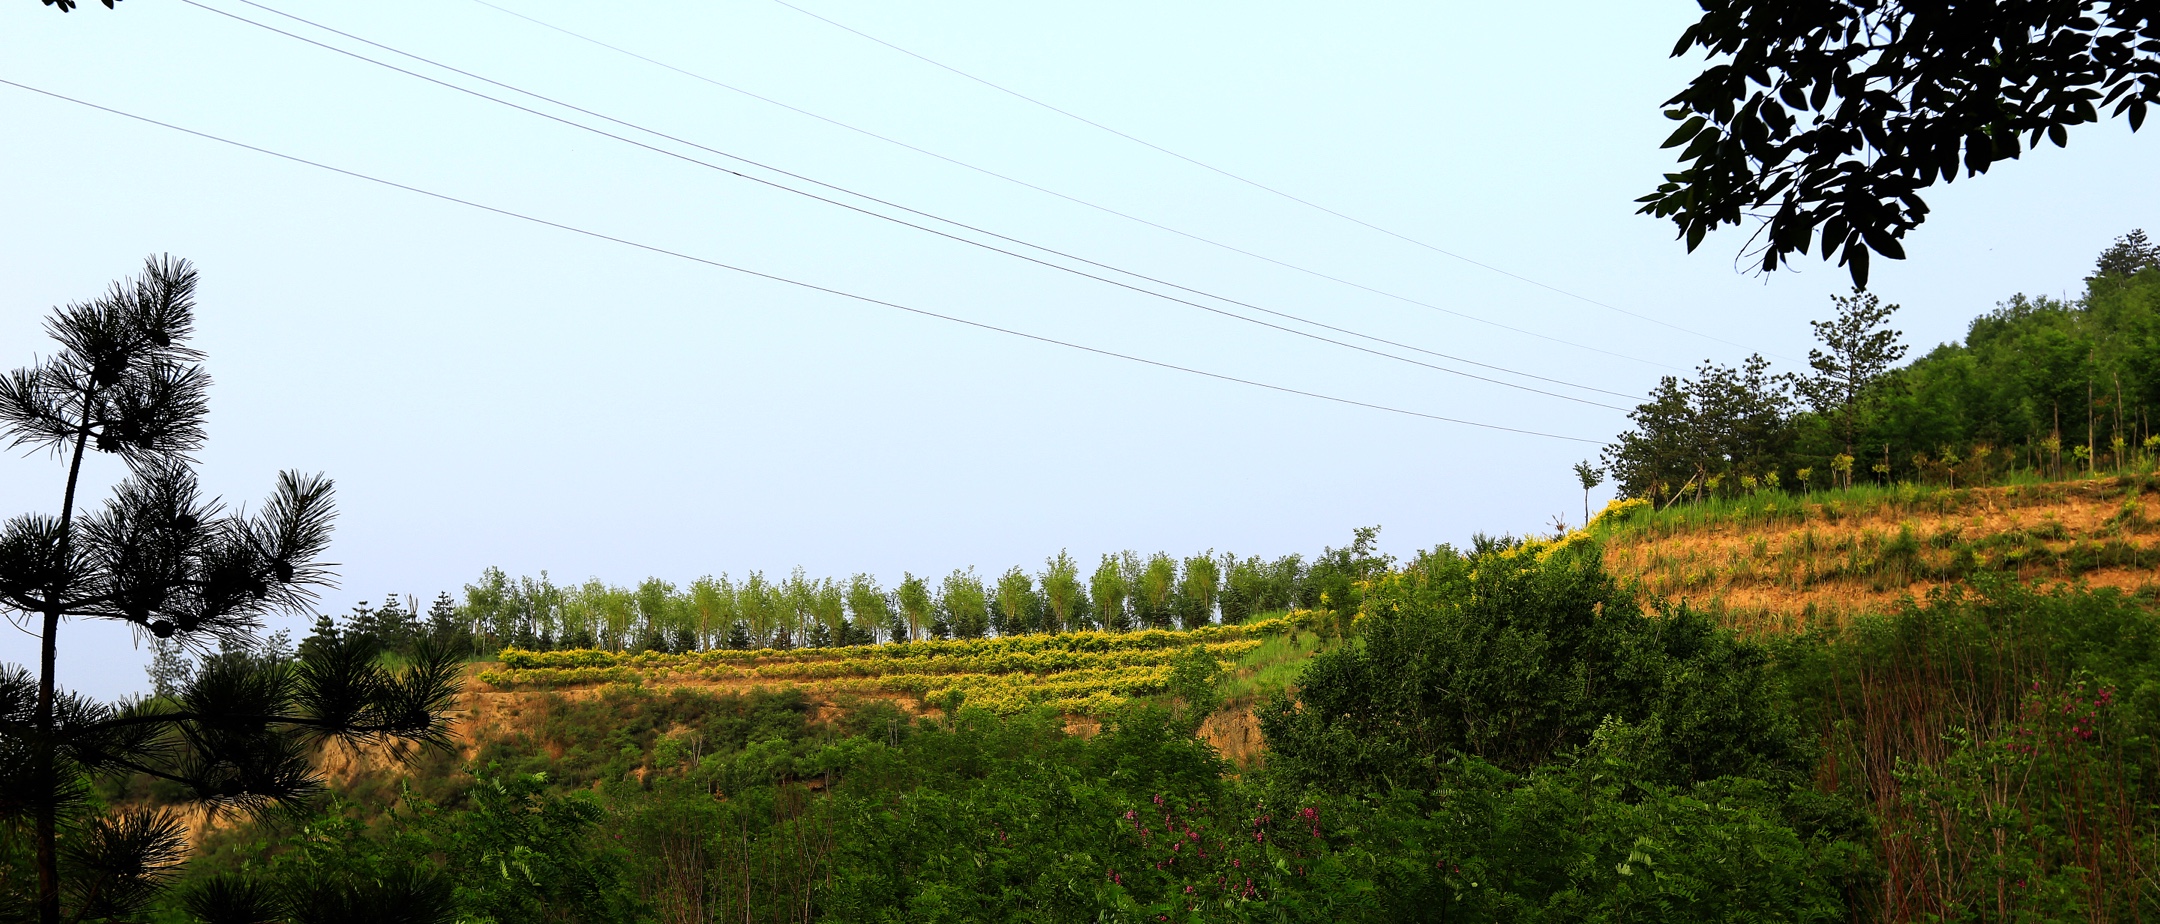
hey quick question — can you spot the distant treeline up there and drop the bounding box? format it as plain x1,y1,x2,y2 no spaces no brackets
319,529,1391,656
1604,230,2160,502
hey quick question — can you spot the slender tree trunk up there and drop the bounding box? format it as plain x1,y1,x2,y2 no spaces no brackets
2114,373,2124,469
36,415,92,924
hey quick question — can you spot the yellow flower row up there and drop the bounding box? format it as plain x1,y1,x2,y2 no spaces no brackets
497,617,1286,670
675,640,1257,682
476,664,1181,717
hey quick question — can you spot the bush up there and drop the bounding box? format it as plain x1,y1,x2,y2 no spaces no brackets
1260,537,1808,791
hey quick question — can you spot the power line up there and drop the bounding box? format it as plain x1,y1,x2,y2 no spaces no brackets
464,0,1678,373
189,0,1633,410
768,0,1771,356
0,77,1609,445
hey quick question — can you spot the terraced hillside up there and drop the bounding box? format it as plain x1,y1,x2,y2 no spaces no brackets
450,615,1325,767
1589,474,2160,631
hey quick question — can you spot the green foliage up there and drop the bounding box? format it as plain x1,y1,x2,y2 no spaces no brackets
1165,646,1223,734
1602,353,1795,502
1037,550,1085,634
1296,526,1389,640
169,772,624,924
470,685,821,792
1136,553,1178,631
1606,259,2160,503
1087,554,1131,633
1262,537,1807,791
123,546,2160,923
1761,574,2160,920
939,568,990,640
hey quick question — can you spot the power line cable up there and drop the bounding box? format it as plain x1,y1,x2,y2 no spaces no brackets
188,0,1634,410
465,0,1677,373
768,0,1772,356
0,76,1610,445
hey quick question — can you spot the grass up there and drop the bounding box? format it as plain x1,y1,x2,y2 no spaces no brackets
1218,625,1330,703
1586,472,2160,632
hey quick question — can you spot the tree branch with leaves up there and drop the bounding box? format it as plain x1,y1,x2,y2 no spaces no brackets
1643,1,2160,286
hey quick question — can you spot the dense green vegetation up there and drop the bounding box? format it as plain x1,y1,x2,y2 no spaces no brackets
1604,232,2160,503
89,534,2160,923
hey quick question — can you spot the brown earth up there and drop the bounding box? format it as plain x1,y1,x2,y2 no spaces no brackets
1601,477,2160,631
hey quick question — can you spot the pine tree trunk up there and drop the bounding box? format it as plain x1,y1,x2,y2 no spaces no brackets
36,419,92,924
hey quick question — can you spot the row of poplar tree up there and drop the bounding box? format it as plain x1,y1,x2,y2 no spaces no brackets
302,529,1390,656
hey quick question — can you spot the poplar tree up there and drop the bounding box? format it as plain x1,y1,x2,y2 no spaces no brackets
939,569,989,639
1138,553,1178,631
1037,551,1084,633
1176,552,1220,630
845,573,892,644
0,257,461,924
1088,556,1130,633
993,567,1036,635
894,573,933,643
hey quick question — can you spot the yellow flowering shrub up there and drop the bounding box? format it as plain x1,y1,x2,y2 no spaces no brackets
480,620,1283,715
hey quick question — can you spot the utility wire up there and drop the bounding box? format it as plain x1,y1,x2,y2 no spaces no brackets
465,0,1677,373
769,0,1769,356
190,0,1633,410
0,76,1610,445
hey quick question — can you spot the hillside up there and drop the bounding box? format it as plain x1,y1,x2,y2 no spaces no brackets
1588,473,2160,631
103,480,2160,924
424,473,2160,778
432,615,1325,774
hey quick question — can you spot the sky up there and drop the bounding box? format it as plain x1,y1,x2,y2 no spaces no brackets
3,0,2154,700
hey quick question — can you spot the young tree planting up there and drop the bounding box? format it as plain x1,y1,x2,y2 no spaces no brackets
894,572,932,642
1037,550,1084,634
1089,555,1130,633
1572,460,1603,525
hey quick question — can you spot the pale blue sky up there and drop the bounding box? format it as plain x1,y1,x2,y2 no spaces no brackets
4,0,2153,699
